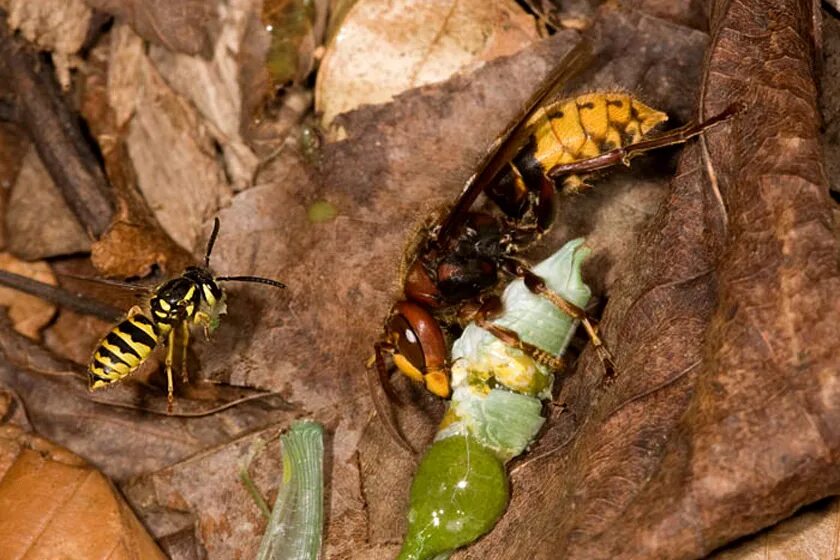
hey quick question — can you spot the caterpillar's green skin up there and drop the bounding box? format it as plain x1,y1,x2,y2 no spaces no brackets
398,239,592,560
256,420,324,560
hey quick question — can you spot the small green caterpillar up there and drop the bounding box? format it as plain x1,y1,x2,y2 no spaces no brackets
398,238,592,560
256,420,325,560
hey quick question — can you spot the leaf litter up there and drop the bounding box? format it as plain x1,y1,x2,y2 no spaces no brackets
0,0,838,559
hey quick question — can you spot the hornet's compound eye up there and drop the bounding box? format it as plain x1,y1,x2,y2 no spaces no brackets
389,301,448,380
387,313,425,375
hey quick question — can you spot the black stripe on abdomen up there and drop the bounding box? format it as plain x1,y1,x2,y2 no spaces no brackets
105,331,142,359
120,317,159,348
96,345,130,368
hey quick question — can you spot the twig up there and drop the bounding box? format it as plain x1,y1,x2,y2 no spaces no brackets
0,9,113,236
0,270,122,321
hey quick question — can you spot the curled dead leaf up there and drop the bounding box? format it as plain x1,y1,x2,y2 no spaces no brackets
83,0,220,58
0,253,56,340
5,146,91,260
0,423,166,560
315,0,541,135
146,5,261,189
461,2,840,559
90,219,195,282
123,51,232,252
710,498,840,560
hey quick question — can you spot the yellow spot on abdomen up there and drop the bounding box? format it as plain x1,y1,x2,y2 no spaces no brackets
576,93,610,141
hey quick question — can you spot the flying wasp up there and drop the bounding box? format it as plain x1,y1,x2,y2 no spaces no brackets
88,218,286,408
370,45,737,448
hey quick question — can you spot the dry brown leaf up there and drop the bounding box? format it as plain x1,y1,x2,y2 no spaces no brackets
0,123,29,252
146,3,262,189
42,308,113,366
315,0,541,135
821,9,840,193
0,423,166,560
460,2,840,558
125,64,232,252
710,498,840,560
83,0,220,58
102,24,232,252
7,0,92,87
623,0,708,31
0,123,28,187
90,220,196,278
182,30,581,558
106,23,146,130
122,405,367,559
5,146,91,260
0,310,297,483
0,254,55,340
77,25,196,277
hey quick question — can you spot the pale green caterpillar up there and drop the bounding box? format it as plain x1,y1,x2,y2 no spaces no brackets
256,420,325,560
398,238,592,560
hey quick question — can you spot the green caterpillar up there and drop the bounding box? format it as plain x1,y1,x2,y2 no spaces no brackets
398,238,592,560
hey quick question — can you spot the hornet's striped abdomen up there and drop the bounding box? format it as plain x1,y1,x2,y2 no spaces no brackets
488,92,668,217
88,313,164,390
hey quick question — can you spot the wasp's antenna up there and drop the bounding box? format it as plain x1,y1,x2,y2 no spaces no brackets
205,218,221,267
216,275,286,289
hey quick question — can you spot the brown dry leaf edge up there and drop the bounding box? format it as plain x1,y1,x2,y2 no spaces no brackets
0,423,166,560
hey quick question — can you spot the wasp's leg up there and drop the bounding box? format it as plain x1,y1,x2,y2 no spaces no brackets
180,320,190,383
472,295,566,372
365,340,414,454
194,311,212,340
499,257,616,381
127,305,143,318
548,104,739,180
165,328,176,412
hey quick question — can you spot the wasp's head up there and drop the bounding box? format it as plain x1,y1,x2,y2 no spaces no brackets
183,266,224,307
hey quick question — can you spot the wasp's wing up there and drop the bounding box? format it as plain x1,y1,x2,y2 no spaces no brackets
58,273,157,295
432,40,593,248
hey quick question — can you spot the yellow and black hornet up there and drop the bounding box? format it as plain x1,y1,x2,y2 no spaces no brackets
88,218,285,407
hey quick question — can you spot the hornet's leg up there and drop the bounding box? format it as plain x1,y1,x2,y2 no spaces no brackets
370,340,402,403
547,105,739,179
499,256,616,382
364,340,414,454
470,296,566,372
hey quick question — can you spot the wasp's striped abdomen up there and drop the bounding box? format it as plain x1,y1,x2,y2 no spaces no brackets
88,313,163,390
488,92,668,218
